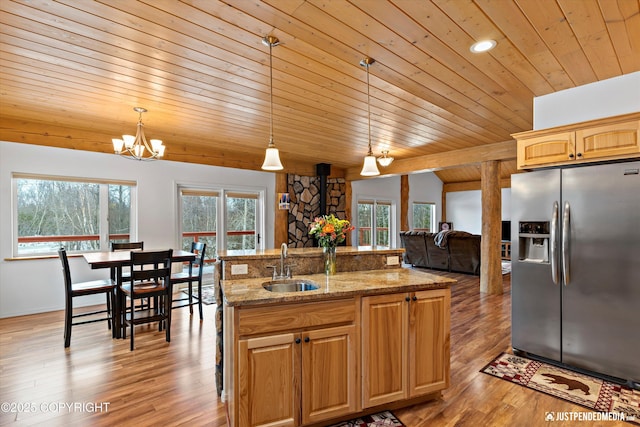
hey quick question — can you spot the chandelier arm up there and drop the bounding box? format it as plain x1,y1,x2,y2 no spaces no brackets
137,109,156,158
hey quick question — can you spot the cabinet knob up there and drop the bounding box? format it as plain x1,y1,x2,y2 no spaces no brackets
576,152,583,158
405,296,410,302
568,153,575,159
304,337,310,343
295,338,301,344
412,296,418,301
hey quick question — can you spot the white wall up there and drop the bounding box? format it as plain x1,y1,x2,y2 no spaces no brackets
534,71,640,129
446,188,511,235
0,141,276,318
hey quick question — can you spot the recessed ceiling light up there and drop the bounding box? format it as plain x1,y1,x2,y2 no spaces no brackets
470,39,497,53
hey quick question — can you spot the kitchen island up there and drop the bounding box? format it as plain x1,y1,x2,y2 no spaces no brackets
219,247,455,427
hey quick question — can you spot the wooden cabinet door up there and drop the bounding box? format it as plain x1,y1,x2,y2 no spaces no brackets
409,289,451,397
516,132,575,169
361,293,409,408
576,120,640,161
238,333,300,427
301,325,358,425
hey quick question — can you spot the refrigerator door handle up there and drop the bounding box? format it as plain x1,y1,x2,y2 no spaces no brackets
562,201,571,285
550,201,559,285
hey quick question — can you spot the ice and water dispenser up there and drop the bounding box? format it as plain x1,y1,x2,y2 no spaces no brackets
518,221,550,263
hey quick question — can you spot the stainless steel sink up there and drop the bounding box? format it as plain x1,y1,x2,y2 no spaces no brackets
262,279,319,292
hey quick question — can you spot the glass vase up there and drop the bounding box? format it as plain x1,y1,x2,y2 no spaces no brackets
323,246,337,275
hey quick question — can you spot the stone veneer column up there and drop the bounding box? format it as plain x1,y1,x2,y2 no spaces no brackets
287,174,347,247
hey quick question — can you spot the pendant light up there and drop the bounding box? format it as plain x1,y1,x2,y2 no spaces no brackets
360,57,380,176
261,35,284,171
377,150,394,167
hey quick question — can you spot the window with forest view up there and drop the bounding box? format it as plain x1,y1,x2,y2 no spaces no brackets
178,187,262,260
14,175,134,256
225,192,258,251
180,189,218,257
412,202,436,232
357,199,392,247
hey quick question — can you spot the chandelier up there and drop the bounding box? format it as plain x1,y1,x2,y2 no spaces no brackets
261,35,284,171
359,57,380,176
112,107,165,161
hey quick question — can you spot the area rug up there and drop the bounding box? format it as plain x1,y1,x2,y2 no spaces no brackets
482,352,639,425
326,410,404,427
181,286,216,305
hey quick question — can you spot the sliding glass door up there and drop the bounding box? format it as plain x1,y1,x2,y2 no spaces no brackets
178,186,264,258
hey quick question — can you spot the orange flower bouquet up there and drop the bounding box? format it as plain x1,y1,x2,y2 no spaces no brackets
308,214,354,248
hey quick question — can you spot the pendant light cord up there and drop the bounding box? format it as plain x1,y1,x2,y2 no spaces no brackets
269,41,274,147
366,62,373,156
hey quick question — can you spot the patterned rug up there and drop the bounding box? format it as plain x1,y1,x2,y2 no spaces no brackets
181,286,215,305
327,410,404,427
482,353,640,425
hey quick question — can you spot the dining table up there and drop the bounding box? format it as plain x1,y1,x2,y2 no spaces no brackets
83,249,196,338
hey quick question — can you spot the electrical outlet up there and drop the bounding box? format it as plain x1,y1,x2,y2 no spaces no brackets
231,264,248,275
386,256,400,266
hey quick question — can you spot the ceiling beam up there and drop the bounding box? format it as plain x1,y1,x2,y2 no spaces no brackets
344,140,517,180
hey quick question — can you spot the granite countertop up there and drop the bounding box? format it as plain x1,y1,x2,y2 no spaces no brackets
222,267,456,307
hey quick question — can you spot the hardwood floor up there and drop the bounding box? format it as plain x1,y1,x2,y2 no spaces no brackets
0,274,626,426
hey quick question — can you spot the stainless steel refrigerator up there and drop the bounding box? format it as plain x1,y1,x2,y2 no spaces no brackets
511,161,640,386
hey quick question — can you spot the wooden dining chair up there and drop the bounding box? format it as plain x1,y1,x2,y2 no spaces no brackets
110,241,144,282
119,249,173,351
58,248,116,348
171,242,207,320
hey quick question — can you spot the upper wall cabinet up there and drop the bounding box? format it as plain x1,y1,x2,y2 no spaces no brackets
513,113,640,170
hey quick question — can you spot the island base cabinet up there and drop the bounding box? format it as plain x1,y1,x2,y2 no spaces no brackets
235,301,358,427
362,289,450,409
238,333,300,427
301,325,358,425
409,289,451,396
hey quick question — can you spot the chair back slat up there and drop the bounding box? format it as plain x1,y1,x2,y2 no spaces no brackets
129,249,172,285
111,241,144,251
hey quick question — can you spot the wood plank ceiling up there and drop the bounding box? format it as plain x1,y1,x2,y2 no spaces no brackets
1,0,639,182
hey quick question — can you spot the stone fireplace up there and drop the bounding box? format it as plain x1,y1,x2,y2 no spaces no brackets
287,170,346,248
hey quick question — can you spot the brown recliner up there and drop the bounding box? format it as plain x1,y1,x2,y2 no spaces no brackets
399,231,430,268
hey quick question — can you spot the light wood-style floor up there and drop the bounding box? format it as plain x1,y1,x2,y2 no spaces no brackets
0,273,627,426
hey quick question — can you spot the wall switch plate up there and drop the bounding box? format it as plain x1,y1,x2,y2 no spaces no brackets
387,256,400,266
231,264,248,275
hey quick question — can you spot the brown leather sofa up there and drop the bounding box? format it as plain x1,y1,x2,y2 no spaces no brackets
399,230,481,275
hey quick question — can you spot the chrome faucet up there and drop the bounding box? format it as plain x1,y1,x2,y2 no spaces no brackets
268,243,292,279
279,243,288,278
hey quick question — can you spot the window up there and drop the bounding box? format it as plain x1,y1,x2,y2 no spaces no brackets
178,186,264,258
412,202,436,232
225,192,259,251
13,174,135,256
357,199,393,247
180,189,218,256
